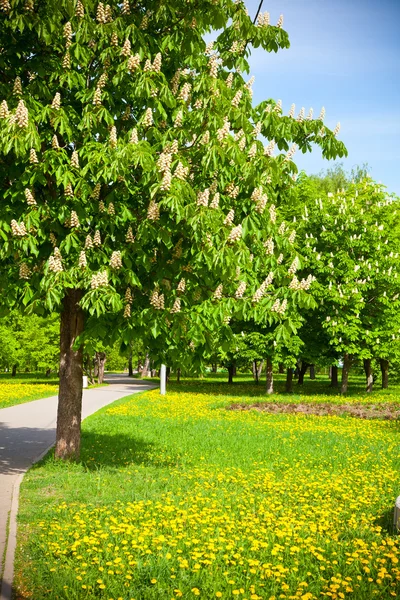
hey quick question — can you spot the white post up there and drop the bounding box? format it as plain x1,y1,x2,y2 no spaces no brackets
394,496,400,530
160,364,167,395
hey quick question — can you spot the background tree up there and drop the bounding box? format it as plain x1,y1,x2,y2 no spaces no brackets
296,174,400,393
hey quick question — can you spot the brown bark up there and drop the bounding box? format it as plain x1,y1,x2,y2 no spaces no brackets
252,360,257,381
279,363,285,374
297,362,309,385
257,360,264,381
128,351,133,377
341,353,351,395
55,289,84,461
212,363,217,373
11,364,17,377
285,368,293,393
330,365,338,388
266,357,273,394
309,364,316,379
96,351,107,384
141,354,150,377
228,365,234,384
380,359,389,389
363,358,373,393
177,368,181,383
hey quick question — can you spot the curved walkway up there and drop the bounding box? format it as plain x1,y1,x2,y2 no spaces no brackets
0,374,156,600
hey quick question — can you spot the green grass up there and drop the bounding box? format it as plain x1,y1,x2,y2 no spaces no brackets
0,373,107,409
14,374,400,600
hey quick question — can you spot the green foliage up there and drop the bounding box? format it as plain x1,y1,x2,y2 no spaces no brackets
295,174,400,366
0,311,59,372
0,0,346,361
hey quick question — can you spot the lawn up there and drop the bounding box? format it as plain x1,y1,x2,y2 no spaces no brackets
0,372,108,409
14,374,400,599
0,372,59,409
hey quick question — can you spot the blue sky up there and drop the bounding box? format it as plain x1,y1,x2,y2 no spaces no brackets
241,0,400,194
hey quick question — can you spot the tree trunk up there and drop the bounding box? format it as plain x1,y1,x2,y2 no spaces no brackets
257,360,264,381
228,365,234,384
11,364,17,377
141,354,150,377
252,360,257,381
330,365,338,388
96,351,107,384
232,365,237,377
297,362,309,385
329,366,332,379
253,360,259,384
266,357,273,394
55,289,84,461
128,351,133,376
341,353,351,395
177,368,181,383
380,359,389,389
278,363,284,374
309,364,316,379
285,368,293,393
363,358,373,393
212,363,217,373
166,366,171,382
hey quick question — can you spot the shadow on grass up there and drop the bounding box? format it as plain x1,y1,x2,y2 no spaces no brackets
26,428,176,474
374,505,398,536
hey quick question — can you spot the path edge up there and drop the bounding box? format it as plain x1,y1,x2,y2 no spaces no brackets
0,442,54,600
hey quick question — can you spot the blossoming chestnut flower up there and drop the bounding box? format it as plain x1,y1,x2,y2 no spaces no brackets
235,281,246,299
24,188,36,206
70,150,79,169
19,263,31,279
213,284,223,300
197,189,210,207
15,100,28,128
109,126,117,148
143,107,153,127
52,135,59,150
147,200,160,221
93,87,102,106
121,0,130,15
75,0,84,17
78,250,87,268
91,270,109,289
93,230,102,247
170,298,181,314
11,219,27,237
121,38,131,56
264,238,274,255
174,162,189,181
110,250,122,269
0,100,9,119
224,209,235,226
264,140,275,156
29,149,38,164
228,224,242,243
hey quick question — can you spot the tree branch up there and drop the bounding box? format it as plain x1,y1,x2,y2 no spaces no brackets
253,0,265,24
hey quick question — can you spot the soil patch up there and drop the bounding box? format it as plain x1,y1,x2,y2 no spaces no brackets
226,402,400,420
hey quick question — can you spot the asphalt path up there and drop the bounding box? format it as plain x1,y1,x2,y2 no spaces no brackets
0,374,156,599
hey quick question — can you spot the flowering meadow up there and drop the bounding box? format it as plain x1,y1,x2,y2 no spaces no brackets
15,378,400,599
0,375,58,409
